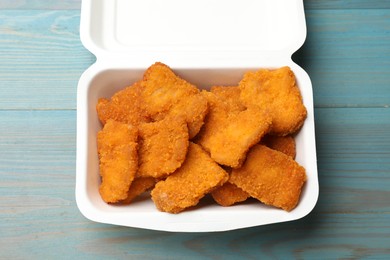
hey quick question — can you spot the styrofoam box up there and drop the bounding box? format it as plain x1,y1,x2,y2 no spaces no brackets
76,0,319,232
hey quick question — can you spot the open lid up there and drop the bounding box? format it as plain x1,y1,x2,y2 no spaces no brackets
80,0,307,67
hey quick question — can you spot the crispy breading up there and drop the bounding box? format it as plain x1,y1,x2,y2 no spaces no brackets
96,81,150,126
97,63,208,138
210,86,246,112
211,182,250,207
230,145,306,211
140,62,208,138
151,143,229,213
262,135,296,159
196,91,271,168
121,177,156,204
210,166,250,207
97,120,138,203
137,116,189,179
239,66,307,136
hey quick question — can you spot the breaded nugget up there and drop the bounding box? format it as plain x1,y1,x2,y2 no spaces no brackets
210,86,246,112
141,62,208,138
96,81,150,126
211,182,250,207
151,143,229,213
239,66,307,136
262,135,296,159
97,120,138,203
196,91,271,168
230,145,306,211
210,166,250,207
137,116,189,179
121,177,156,204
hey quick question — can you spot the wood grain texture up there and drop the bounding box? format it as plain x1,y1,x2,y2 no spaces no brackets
0,108,389,259
1,10,389,110
293,9,390,108
0,10,94,110
1,1,390,259
304,0,390,9
1,0,390,10
0,0,81,10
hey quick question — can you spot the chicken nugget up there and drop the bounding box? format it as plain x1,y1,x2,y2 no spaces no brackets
96,81,150,126
196,91,271,168
151,143,229,213
230,145,306,211
141,62,208,138
210,86,246,112
211,182,250,207
121,177,156,204
262,135,296,159
97,120,138,203
239,66,307,136
137,116,189,179
210,166,250,207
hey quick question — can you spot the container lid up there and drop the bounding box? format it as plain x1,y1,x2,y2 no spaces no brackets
80,0,307,66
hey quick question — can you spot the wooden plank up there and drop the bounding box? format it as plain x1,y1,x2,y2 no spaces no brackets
0,110,75,187
314,108,390,214
293,9,390,107
0,0,81,10
0,10,95,110
1,0,390,10
304,0,390,10
0,108,389,258
1,213,389,259
1,10,390,110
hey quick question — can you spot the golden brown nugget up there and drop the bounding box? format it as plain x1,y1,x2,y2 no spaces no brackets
210,166,250,207
211,182,250,207
97,120,138,203
210,86,246,112
197,91,271,168
239,66,307,136
262,135,296,159
151,143,229,213
230,145,306,211
140,62,208,138
137,116,189,179
96,81,150,126
121,177,156,204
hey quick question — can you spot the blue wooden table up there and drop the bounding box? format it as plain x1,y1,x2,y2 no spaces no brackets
1,1,389,259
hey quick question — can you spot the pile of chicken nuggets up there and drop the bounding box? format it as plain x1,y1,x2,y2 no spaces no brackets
96,62,307,214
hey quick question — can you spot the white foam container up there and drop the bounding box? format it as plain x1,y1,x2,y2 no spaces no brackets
76,0,319,232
